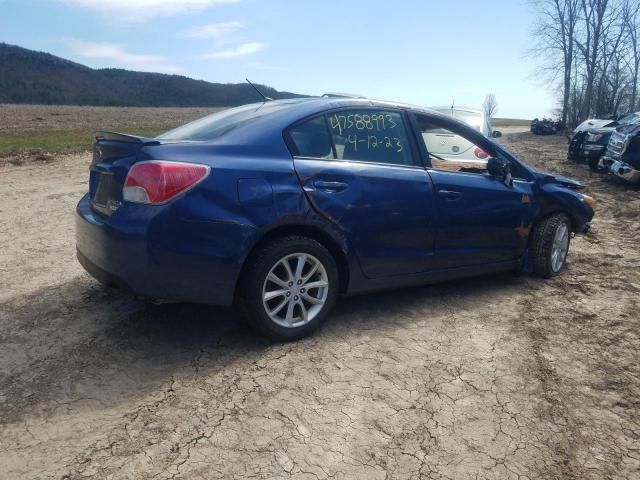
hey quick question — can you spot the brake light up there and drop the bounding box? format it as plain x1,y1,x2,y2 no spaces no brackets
123,161,210,204
474,147,489,159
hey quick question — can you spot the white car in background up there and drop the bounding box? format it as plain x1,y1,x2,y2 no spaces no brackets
425,106,502,163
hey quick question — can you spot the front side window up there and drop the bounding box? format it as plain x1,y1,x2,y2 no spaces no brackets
415,115,491,175
414,114,529,179
433,108,484,133
326,110,413,166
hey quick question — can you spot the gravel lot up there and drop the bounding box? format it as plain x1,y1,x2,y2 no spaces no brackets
1,131,639,479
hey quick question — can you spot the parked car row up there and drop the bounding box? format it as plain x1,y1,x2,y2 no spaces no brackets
567,112,640,183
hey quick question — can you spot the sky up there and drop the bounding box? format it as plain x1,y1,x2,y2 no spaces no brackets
0,0,557,118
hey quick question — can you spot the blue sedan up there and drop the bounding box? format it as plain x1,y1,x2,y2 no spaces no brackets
76,97,595,340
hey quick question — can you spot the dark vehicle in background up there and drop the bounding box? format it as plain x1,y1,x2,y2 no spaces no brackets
567,118,617,168
600,116,640,183
531,117,562,135
568,114,639,171
76,97,595,341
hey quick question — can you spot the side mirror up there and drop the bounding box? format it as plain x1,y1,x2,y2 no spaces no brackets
492,130,503,138
487,156,512,186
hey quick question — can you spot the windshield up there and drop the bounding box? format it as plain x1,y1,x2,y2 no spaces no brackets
157,102,289,141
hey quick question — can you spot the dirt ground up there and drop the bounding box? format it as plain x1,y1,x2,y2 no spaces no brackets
1,131,639,480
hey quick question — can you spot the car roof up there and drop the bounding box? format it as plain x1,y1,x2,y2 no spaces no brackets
430,106,484,115
238,96,451,124
217,97,488,149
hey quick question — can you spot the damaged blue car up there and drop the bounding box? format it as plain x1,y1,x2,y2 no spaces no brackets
76,97,595,340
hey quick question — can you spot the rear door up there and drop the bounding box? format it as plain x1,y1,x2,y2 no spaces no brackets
288,109,437,278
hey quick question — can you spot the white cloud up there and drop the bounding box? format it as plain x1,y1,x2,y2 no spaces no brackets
199,42,267,59
56,0,240,21
67,40,183,73
185,21,243,40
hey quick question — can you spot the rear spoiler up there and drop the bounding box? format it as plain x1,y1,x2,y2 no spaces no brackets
94,131,161,146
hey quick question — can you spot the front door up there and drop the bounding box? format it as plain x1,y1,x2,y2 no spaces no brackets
427,170,534,268
412,112,535,269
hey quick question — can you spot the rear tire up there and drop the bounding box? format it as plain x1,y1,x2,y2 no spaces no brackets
588,156,601,171
237,235,339,341
530,213,571,278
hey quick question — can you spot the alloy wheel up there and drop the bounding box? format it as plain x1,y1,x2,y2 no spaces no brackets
551,222,569,273
262,253,329,328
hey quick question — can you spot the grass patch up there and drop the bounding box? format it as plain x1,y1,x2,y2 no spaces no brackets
0,128,164,157
491,118,531,127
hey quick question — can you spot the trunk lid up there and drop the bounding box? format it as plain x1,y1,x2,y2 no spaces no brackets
89,132,160,215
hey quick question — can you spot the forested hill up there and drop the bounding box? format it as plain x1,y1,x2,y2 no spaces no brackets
0,43,303,106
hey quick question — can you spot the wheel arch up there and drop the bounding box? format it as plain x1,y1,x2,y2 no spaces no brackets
236,223,351,297
529,209,575,243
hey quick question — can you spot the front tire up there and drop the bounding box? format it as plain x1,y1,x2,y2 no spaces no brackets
530,214,571,278
238,235,339,341
588,155,604,172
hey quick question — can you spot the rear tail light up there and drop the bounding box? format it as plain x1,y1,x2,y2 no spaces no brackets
123,161,210,205
474,147,489,159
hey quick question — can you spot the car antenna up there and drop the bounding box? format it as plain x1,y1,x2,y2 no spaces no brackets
246,78,272,102
450,98,455,114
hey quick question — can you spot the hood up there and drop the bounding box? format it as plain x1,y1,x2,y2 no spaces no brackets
616,121,640,136
574,119,616,133
590,126,616,134
536,172,584,190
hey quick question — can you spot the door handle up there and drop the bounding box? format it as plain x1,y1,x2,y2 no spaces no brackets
312,180,349,192
438,189,463,201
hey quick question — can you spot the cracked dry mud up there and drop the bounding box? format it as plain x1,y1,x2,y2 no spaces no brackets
1,132,639,479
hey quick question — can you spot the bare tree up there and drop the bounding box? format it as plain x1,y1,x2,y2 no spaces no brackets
576,0,610,117
530,0,640,125
622,0,640,111
530,0,580,125
594,1,630,115
483,93,498,119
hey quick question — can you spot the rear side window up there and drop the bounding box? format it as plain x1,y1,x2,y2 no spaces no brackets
288,116,333,159
327,110,413,166
287,110,414,166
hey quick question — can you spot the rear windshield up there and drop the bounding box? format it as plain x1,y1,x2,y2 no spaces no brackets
157,102,290,141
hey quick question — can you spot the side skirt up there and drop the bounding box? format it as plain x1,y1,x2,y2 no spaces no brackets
345,259,522,296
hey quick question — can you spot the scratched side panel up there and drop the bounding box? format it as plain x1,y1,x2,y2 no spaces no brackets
293,158,437,278
426,169,535,269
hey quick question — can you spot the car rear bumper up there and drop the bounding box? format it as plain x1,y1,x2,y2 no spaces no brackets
76,194,251,305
